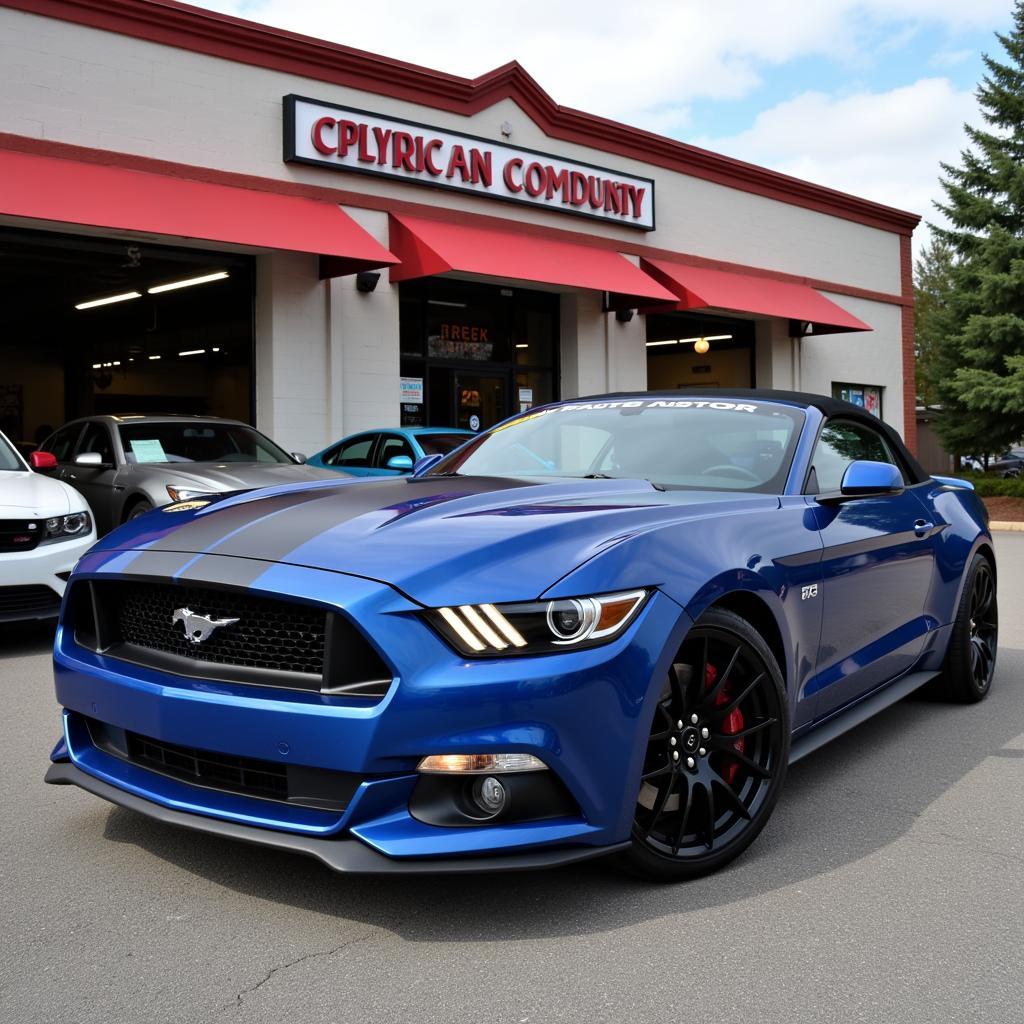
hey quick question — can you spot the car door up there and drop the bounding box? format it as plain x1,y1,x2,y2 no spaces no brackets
66,420,121,534
805,417,939,719
373,433,416,475
320,434,380,477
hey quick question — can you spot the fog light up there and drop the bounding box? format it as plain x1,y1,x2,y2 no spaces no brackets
472,775,506,815
417,752,547,774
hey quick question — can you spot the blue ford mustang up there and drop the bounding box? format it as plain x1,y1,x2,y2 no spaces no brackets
45,390,997,880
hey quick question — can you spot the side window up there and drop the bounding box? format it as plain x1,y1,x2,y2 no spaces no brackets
328,435,376,468
375,434,415,468
809,418,900,493
76,422,114,465
42,424,82,463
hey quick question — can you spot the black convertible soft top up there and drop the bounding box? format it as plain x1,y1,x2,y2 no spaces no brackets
589,387,931,484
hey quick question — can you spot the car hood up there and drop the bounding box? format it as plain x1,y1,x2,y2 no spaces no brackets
0,470,84,516
96,475,780,606
131,462,342,491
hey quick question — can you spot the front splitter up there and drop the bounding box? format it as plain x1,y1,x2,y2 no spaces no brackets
44,761,627,874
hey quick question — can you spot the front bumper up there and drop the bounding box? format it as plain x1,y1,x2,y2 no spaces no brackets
49,548,689,869
45,760,627,873
1,530,95,621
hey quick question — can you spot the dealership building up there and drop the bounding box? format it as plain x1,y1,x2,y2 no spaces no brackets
0,0,920,462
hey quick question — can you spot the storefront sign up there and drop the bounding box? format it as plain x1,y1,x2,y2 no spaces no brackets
284,95,656,230
400,376,423,404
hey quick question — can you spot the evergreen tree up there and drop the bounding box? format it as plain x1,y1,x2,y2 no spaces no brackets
914,236,956,408
931,1,1024,456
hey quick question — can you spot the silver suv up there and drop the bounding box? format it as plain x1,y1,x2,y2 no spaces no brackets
37,414,342,535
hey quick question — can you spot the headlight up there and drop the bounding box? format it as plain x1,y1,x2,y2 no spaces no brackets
427,589,648,656
166,485,212,502
40,512,91,543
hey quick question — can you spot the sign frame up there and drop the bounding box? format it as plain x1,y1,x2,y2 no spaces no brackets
283,94,656,231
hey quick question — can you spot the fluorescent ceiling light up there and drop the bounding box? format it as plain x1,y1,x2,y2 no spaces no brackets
91,363,102,369
211,347,220,352
148,271,229,294
178,349,206,357
645,339,679,347
74,291,142,310
676,334,733,344
148,355,161,361
427,299,468,308
516,343,529,349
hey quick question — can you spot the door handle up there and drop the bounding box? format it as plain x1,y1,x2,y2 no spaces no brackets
914,519,934,537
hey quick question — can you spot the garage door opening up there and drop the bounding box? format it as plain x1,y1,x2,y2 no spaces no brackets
646,311,755,392
0,227,254,452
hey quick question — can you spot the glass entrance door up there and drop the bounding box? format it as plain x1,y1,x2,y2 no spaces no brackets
455,373,506,433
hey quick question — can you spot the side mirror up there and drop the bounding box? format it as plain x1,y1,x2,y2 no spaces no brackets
291,452,308,464
411,453,443,477
818,460,904,505
386,454,414,472
30,451,57,470
74,452,105,467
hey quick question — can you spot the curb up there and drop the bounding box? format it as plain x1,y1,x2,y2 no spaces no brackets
989,521,1024,532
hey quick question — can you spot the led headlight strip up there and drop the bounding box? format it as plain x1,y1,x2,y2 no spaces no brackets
432,590,648,656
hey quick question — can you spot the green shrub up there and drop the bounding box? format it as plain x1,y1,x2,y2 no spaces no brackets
958,472,1024,498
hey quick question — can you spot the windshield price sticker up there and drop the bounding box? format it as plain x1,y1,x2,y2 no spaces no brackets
130,438,168,462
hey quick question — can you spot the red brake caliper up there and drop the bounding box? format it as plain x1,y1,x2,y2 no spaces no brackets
705,662,745,784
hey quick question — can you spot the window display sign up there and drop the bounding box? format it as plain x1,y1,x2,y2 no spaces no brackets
400,376,423,404
284,95,656,230
833,383,882,417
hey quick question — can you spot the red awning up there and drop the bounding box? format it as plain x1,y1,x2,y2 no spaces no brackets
0,149,396,277
640,258,871,334
388,214,677,308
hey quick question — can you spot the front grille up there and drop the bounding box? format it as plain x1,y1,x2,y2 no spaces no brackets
70,579,393,700
84,717,362,812
0,520,41,553
115,582,326,676
0,584,61,621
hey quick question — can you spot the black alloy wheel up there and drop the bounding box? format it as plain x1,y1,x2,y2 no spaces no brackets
621,607,789,881
933,553,998,703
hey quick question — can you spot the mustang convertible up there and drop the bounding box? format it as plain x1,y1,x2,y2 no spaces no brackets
46,390,997,880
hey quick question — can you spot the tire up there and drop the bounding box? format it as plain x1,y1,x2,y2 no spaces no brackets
617,607,789,882
931,553,998,703
124,499,153,521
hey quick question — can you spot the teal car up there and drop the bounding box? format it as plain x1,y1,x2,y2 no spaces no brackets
307,427,475,477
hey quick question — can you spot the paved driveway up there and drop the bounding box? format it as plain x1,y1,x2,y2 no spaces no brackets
2,538,1023,1024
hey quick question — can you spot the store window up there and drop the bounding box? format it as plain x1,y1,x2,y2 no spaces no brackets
832,382,882,417
399,280,558,432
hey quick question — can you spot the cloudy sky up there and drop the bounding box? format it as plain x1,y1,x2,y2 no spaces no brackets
198,0,1013,253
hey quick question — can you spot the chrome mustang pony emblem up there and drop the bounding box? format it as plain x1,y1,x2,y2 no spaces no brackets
171,607,240,645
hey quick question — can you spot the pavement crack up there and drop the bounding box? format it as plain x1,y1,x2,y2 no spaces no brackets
221,930,377,1013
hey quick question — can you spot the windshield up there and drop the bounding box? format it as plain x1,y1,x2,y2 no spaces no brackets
418,433,474,456
118,422,293,465
0,431,25,471
429,398,805,493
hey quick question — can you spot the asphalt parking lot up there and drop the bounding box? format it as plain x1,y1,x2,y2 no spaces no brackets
2,539,1023,1024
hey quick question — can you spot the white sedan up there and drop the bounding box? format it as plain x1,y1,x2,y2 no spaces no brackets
1,430,96,623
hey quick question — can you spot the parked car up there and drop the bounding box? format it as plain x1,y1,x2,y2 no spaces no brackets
308,426,475,476
35,415,340,535
0,429,96,623
988,448,1024,477
46,389,996,880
